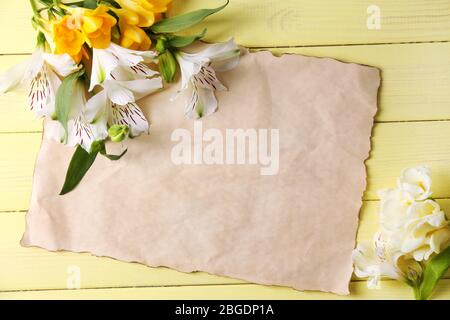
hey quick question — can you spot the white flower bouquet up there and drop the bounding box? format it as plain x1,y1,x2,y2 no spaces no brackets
0,0,240,194
353,166,450,299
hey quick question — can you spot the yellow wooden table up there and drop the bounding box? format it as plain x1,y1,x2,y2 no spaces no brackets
1,0,450,300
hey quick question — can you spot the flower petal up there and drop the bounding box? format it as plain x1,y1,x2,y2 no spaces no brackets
110,43,157,65
44,120,66,144
185,85,218,119
29,66,60,118
110,64,159,81
104,80,135,105
128,62,159,78
397,166,432,200
24,50,45,80
110,102,149,137
429,228,450,254
176,52,204,90
192,65,227,91
194,38,239,62
89,48,119,91
378,188,412,233
85,90,109,141
67,115,96,152
42,53,80,77
0,58,30,93
115,78,162,100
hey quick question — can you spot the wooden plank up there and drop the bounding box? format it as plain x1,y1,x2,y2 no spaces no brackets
0,134,41,212
3,1,450,55
2,121,450,211
172,0,450,47
0,1,35,54
364,121,450,199
0,212,243,292
1,201,449,292
2,280,450,300
1,42,450,134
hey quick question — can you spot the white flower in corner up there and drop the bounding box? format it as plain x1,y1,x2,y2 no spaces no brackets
397,166,432,201
378,188,414,233
0,48,80,117
352,235,403,289
353,234,422,289
45,81,107,152
400,200,450,261
175,38,240,119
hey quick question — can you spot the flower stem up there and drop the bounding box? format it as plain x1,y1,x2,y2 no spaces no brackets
413,285,423,300
52,0,66,15
29,0,39,16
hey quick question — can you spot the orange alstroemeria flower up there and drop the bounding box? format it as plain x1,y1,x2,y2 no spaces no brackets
53,16,86,62
115,0,172,28
69,5,117,49
113,8,152,50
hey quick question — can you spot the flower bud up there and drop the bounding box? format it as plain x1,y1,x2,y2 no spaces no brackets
108,125,129,143
156,36,168,54
36,32,46,48
158,50,177,83
112,26,121,42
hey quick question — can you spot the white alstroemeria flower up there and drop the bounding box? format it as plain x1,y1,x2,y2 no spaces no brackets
352,235,403,289
85,90,151,138
0,48,80,117
353,234,422,289
400,200,450,261
45,81,107,152
87,67,162,138
397,166,432,201
87,44,162,137
89,43,159,92
378,188,414,233
175,38,240,119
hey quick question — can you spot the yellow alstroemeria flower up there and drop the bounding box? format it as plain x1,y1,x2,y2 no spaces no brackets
114,9,152,50
68,5,117,49
53,16,86,62
115,0,172,28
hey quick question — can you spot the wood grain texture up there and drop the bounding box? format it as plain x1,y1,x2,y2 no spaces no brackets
170,0,450,47
2,0,450,54
1,200,450,292
2,280,450,300
1,0,450,300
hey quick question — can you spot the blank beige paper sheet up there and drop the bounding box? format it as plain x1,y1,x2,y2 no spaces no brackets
22,51,380,295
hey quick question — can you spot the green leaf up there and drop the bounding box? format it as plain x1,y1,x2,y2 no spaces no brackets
55,69,85,142
158,50,177,83
37,0,53,7
151,0,229,33
418,246,450,300
100,148,128,161
60,145,98,195
83,0,97,9
101,0,120,8
168,28,207,48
